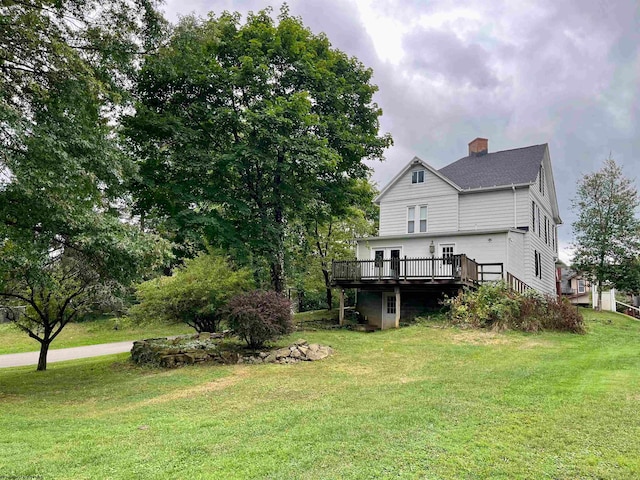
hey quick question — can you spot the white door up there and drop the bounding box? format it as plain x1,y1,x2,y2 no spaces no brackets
381,292,397,329
439,243,455,277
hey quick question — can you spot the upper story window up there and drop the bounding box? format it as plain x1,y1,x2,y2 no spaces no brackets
532,201,536,233
419,206,427,232
407,205,427,233
407,207,415,233
578,279,585,294
539,165,545,195
411,170,425,184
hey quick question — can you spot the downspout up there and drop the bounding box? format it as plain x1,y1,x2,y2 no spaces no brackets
512,184,517,228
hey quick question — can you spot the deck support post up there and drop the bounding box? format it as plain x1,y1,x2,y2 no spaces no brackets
339,289,345,326
394,287,401,329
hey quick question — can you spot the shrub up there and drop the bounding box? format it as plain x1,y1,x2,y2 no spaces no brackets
444,282,585,333
226,290,294,348
129,249,254,332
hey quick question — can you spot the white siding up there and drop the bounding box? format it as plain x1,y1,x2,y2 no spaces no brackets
379,195,458,236
358,233,507,267
523,199,557,292
459,190,515,230
378,165,459,236
506,231,526,281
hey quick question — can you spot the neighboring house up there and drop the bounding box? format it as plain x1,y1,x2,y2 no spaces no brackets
332,138,561,329
559,267,591,306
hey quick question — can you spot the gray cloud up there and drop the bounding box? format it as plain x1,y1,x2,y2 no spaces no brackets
402,29,499,89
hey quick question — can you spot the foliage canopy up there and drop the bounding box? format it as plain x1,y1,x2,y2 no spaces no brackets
572,158,640,308
126,7,392,291
130,250,254,333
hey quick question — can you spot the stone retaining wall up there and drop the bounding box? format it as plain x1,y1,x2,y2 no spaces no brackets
131,334,333,368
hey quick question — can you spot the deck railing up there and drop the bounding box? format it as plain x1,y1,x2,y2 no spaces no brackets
332,255,479,283
506,272,530,294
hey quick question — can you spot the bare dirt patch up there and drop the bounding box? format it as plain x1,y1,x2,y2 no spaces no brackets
451,331,553,349
451,331,512,346
100,367,250,417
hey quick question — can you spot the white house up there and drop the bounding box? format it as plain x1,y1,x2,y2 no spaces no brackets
332,138,562,329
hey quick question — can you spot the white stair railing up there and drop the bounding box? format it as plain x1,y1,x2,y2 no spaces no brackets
615,301,640,321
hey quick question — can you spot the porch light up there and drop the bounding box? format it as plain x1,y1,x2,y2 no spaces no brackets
429,240,435,255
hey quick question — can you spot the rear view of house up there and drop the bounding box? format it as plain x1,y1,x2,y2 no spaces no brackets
332,138,562,328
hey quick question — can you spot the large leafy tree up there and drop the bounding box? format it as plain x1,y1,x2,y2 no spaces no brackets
572,158,640,310
0,0,169,370
126,7,392,292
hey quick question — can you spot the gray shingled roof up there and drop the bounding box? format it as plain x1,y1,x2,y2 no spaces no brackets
438,144,547,189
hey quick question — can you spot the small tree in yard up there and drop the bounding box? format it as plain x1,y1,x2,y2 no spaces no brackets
130,250,254,332
226,291,294,349
0,220,169,371
572,158,640,310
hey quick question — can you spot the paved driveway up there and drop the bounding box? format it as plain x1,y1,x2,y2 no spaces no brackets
0,341,134,368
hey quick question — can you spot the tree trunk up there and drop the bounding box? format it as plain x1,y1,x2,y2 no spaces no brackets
270,253,285,293
270,153,286,293
37,340,50,371
322,267,332,310
596,279,603,312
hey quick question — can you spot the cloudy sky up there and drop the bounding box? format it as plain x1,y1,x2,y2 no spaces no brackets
163,0,640,263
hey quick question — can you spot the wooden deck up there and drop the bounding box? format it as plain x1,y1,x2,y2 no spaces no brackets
331,254,502,288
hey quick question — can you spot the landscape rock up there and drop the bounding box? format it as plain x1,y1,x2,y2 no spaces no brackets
131,334,333,368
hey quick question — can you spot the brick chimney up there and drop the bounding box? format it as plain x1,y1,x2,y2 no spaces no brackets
468,138,488,157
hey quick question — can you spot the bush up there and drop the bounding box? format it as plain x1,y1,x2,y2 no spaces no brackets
226,290,294,348
444,282,585,333
129,249,254,332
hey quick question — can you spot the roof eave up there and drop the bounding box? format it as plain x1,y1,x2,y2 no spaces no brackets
374,156,461,204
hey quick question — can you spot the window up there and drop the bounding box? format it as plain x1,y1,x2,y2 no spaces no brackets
386,295,396,315
411,170,425,184
539,165,545,195
544,216,548,244
534,250,542,279
578,279,585,294
407,207,415,233
408,205,427,233
419,206,427,232
374,250,384,268
441,244,455,264
537,205,541,237
532,201,536,232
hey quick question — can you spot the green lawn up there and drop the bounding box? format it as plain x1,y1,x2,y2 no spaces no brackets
1,309,640,479
0,317,193,354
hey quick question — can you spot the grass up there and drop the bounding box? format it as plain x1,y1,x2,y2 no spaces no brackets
0,317,193,354
1,309,640,479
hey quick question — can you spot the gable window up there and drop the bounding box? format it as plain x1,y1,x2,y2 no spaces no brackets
578,279,585,294
407,207,415,233
411,170,425,184
539,165,545,195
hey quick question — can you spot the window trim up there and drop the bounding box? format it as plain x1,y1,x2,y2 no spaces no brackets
407,204,427,233
411,170,425,184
